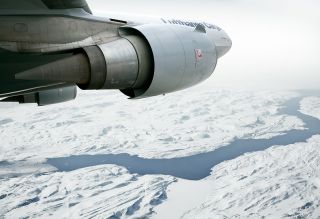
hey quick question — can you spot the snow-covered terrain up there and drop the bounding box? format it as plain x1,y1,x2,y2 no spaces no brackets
300,96,320,120
153,93,320,219
154,135,320,219
0,89,303,161
0,89,318,218
0,163,174,218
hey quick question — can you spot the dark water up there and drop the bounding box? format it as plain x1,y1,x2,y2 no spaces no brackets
47,93,320,180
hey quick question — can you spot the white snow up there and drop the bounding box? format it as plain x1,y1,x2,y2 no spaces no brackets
153,135,320,219
0,89,314,218
0,164,174,218
300,96,320,119
0,89,303,161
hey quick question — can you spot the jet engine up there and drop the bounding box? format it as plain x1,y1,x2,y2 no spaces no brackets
16,24,218,98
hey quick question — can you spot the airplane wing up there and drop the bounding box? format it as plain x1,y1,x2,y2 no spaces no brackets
0,0,123,105
1,0,92,14
0,0,232,106
41,0,92,14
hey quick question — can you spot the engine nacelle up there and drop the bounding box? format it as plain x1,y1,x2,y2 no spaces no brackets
120,24,218,98
79,36,153,92
15,24,218,99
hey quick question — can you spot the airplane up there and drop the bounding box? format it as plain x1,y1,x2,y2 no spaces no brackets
0,0,232,106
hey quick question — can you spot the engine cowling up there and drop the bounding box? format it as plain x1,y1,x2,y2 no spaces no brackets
119,24,217,98
15,24,218,99
77,24,217,98
79,35,154,92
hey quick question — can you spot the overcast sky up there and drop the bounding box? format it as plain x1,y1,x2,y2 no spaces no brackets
87,0,320,90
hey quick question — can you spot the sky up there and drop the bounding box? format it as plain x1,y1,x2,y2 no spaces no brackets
87,0,320,90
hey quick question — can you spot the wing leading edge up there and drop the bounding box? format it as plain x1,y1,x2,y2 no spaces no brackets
0,0,92,14
41,0,92,14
